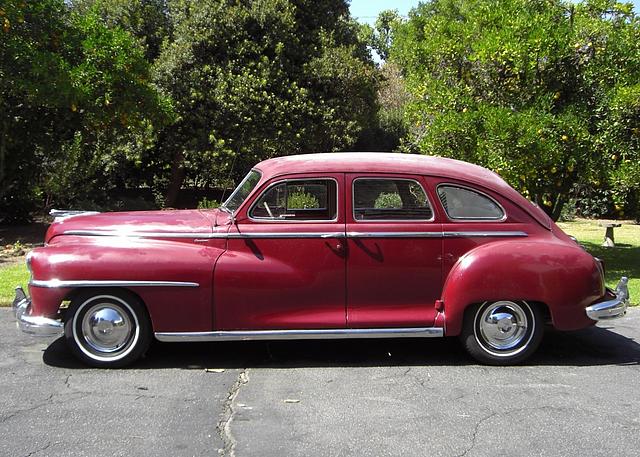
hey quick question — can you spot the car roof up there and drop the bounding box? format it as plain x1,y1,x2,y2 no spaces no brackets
254,152,551,229
256,152,510,192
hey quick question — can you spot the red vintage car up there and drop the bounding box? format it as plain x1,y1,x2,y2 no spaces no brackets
13,153,630,367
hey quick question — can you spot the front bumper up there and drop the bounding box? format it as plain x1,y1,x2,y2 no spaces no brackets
585,277,630,321
12,286,63,337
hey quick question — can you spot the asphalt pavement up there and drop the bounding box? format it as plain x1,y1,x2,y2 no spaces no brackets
1,307,639,457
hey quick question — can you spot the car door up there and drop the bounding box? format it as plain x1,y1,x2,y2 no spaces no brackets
345,174,443,328
213,173,347,330
433,180,531,280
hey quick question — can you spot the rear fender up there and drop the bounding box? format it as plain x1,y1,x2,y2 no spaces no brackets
442,240,603,335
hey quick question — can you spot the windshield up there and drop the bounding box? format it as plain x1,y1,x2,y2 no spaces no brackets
221,169,262,213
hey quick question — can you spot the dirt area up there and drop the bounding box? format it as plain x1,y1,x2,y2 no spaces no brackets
0,222,48,267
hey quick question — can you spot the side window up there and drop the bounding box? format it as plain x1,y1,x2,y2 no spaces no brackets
250,179,337,221
437,185,504,220
353,179,433,221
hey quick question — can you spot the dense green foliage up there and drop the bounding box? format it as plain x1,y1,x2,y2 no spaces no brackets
390,0,640,220
0,0,170,221
153,0,377,206
0,0,377,220
1,0,639,222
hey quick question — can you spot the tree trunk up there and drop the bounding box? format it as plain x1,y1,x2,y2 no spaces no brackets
164,150,185,208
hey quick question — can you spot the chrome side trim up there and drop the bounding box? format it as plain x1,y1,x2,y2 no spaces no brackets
347,231,442,238
29,279,199,288
155,327,444,342
346,231,527,239
50,209,100,220
443,231,528,238
63,230,527,240
62,230,227,239
227,232,345,239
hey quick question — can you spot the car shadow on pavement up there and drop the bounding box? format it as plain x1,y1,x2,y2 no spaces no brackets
42,325,640,369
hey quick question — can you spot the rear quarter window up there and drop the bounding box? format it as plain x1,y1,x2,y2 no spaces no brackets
437,185,505,220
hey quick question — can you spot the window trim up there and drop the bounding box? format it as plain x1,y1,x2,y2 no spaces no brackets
221,168,263,214
351,177,435,223
248,177,339,223
436,183,507,222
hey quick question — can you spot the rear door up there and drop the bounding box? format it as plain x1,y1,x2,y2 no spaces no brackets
345,174,443,328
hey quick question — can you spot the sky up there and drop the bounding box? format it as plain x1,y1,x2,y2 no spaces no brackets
349,0,640,25
349,0,417,25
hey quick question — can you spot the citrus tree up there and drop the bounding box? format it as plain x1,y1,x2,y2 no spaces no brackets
391,0,640,220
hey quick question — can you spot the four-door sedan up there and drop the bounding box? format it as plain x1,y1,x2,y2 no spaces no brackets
13,153,630,367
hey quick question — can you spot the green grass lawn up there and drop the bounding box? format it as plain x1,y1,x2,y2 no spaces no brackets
0,218,637,307
557,219,639,306
0,262,30,307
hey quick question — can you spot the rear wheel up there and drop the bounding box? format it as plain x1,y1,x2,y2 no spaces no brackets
64,290,152,368
460,300,543,365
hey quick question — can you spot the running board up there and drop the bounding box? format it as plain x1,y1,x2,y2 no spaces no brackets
154,327,444,342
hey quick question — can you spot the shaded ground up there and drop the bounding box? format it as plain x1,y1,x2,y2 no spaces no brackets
2,308,639,457
0,222,47,267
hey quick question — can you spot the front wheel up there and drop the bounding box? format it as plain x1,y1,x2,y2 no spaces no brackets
64,290,152,368
460,300,543,365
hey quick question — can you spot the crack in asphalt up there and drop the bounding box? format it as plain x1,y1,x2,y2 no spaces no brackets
23,441,52,457
217,369,250,457
453,405,590,457
1,383,195,425
454,411,498,457
402,367,429,387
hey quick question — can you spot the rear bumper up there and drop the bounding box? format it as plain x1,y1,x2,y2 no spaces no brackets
585,277,630,321
12,286,63,337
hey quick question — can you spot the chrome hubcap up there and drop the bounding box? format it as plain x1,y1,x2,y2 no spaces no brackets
82,304,132,353
478,301,528,351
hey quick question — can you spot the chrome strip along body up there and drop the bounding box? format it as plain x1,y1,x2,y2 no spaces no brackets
155,327,444,342
442,231,527,238
63,230,527,239
30,280,199,288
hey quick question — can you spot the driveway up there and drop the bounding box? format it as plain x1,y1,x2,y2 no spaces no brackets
1,307,639,457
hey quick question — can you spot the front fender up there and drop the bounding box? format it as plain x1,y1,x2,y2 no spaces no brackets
28,236,225,332
442,240,603,335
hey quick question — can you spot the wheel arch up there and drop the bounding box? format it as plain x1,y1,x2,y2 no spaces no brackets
442,240,603,336
62,287,149,323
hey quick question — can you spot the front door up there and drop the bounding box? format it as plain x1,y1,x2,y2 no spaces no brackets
214,173,346,330
345,174,443,328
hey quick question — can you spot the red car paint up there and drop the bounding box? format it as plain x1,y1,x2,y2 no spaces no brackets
28,153,604,336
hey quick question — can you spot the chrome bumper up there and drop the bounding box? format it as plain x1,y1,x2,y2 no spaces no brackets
12,286,63,337
586,277,630,321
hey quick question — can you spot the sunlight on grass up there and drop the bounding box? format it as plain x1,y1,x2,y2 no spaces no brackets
557,219,639,306
0,262,29,307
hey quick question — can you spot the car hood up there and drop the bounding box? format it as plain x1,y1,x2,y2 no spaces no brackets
45,209,224,243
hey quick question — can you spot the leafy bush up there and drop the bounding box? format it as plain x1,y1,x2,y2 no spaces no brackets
287,192,319,209
374,192,402,209
197,197,220,209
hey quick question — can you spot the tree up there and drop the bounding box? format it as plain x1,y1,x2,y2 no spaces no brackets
70,0,172,61
153,0,378,206
390,0,640,220
358,9,401,61
0,0,170,221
